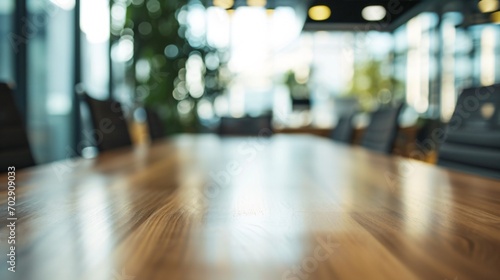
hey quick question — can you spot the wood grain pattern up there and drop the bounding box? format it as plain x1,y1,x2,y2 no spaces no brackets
1,134,500,280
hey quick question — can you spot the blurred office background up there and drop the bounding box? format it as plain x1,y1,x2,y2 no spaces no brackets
1,0,500,164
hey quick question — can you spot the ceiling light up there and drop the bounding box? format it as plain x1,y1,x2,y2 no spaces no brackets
308,5,331,21
213,0,234,9
247,0,266,7
362,5,386,21
492,11,500,22
478,0,499,13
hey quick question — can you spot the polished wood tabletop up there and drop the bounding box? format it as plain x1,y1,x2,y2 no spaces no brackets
1,135,500,280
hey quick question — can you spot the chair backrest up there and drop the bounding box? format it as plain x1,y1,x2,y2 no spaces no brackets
82,93,132,152
360,104,404,154
145,108,165,141
0,83,35,170
331,114,355,144
416,118,443,144
438,85,500,179
219,115,273,136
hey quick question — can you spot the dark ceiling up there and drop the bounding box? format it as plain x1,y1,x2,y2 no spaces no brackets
304,0,424,31
209,0,498,31
208,0,426,31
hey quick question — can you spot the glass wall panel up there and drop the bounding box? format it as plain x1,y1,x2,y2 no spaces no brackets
0,0,14,82
27,0,75,163
439,14,500,121
393,13,439,117
81,0,110,99
472,25,500,86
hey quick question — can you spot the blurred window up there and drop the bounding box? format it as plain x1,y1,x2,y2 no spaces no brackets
81,0,110,99
0,0,14,82
26,0,75,163
439,13,500,121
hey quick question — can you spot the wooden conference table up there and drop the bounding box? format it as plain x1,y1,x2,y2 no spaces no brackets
1,135,500,280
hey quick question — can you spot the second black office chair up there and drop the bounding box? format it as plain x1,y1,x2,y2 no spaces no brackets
360,104,404,154
219,115,273,136
0,82,35,171
145,108,166,141
438,85,500,179
82,93,132,152
331,114,355,144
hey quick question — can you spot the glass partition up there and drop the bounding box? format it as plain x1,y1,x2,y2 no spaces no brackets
0,0,14,82
26,0,75,163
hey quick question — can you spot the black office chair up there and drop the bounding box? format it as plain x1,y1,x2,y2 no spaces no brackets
0,83,35,171
413,118,443,154
416,118,443,144
81,93,132,152
360,104,404,154
219,115,273,136
438,85,500,179
331,113,355,144
145,107,166,141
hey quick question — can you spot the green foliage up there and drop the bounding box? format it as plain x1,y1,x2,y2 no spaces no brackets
121,0,202,134
346,59,403,111
284,70,309,100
